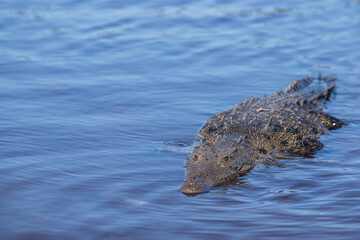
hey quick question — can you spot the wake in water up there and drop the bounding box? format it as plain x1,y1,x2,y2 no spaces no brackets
148,141,194,153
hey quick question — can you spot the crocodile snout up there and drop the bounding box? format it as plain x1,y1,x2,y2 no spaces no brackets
180,180,207,195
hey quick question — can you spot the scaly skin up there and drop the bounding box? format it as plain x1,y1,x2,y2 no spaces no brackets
180,76,346,195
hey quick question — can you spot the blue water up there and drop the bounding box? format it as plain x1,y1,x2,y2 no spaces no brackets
1,0,360,239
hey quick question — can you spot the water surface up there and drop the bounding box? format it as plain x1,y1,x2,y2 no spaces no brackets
1,0,360,239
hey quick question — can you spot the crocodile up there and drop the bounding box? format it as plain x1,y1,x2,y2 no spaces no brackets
180,75,346,195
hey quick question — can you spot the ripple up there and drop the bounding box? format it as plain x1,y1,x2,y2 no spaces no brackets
148,141,194,153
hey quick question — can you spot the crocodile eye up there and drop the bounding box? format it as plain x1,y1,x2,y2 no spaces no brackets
222,155,229,162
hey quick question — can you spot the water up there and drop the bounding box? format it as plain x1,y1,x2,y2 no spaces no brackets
1,0,359,239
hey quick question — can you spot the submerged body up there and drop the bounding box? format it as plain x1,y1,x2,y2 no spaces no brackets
180,76,346,195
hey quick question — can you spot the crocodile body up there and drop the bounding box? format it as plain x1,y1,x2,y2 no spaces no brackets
180,76,346,195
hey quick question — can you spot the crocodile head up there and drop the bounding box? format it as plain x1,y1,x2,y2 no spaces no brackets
180,141,254,195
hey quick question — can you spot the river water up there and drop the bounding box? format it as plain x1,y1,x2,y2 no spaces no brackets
1,0,360,239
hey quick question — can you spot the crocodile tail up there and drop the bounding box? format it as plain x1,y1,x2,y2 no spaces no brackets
285,75,337,94
284,75,338,106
